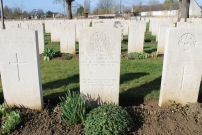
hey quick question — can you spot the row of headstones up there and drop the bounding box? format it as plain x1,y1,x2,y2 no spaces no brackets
45,19,143,54
0,21,45,54
0,26,201,110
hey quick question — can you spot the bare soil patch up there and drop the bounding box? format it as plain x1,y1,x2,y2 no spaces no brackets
8,99,202,135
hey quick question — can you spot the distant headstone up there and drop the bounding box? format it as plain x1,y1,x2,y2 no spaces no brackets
51,23,60,42
113,20,124,38
29,24,45,54
5,23,19,29
20,22,29,28
79,28,121,105
128,22,145,53
0,29,43,110
157,23,175,54
188,23,202,28
159,28,202,106
60,23,76,54
76,21,83,42
177,22,188,28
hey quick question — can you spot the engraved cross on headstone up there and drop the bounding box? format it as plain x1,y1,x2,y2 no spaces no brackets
176,66,191,90
9,53,26,81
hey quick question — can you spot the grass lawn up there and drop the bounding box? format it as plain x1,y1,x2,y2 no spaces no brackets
0,22,201,106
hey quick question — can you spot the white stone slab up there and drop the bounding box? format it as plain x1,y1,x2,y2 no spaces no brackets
51,23,61,42
177,22,188,28
0,29,43,110
159,28,202,106
157,23,175,54
128,22,145,53
60,23,76,54
188,23,202,28
29,24,45,54
76,21,83,42
20,22,29,28
79,27,121,105
123,20,129,35
5,23,19,29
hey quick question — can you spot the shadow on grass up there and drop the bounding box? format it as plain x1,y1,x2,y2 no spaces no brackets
0,91,4,104
144,48,157,53
44,87,80,105
120,76,161,106
120,72,149,84
121,48,127,53
42,74,79,90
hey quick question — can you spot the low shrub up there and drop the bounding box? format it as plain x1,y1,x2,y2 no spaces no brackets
84,104,133,135
128,52,149,60
0,104,21,134
150,51,159,58
60,91,86,126
42,48,55,61
62,54,73,60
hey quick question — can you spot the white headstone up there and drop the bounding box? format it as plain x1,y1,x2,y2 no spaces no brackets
159,28,202,106
51,23,61,42
79,28,121,105
128,22,145,53
60,23,76,54
177,22,188,28
29,24,45,54
188,22,202,28
76,21,83,42
5,23,19,29
157,23,175,54
0,29,43,110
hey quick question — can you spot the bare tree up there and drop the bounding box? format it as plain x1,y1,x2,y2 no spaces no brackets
178,0,190,20
96,0,114,14
54,0,74,19
148,0,160,5
13,0,25,19
84,0,90,13
164,0,177,11
0,0,5,29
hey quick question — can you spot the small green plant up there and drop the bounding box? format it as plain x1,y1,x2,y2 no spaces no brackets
62,54,73,60
84,104,133,135
128,52,139,59
60,91,86,126
150,51,159,58
0,104,21,134
128,52,149,60
42,48,55,61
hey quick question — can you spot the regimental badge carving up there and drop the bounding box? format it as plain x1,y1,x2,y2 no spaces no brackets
64,26,70,31
90,32,110,52
114,21,122,28
178,33,197,47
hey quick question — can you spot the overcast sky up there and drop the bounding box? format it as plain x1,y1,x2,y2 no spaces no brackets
3,0,202,13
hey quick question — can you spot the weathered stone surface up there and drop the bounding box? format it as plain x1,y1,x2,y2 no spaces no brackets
79,27,121,105
157,23,175,54
0,29,43,110
29,24,45,54
60,23,76,54
159,28,202,106
128,22,145,53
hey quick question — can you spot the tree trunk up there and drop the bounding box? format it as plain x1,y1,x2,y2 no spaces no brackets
0,0,5,29
66,1,72,19
179,0,190,21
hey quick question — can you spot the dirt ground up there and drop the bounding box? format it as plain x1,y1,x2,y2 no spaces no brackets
8,99,202,135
